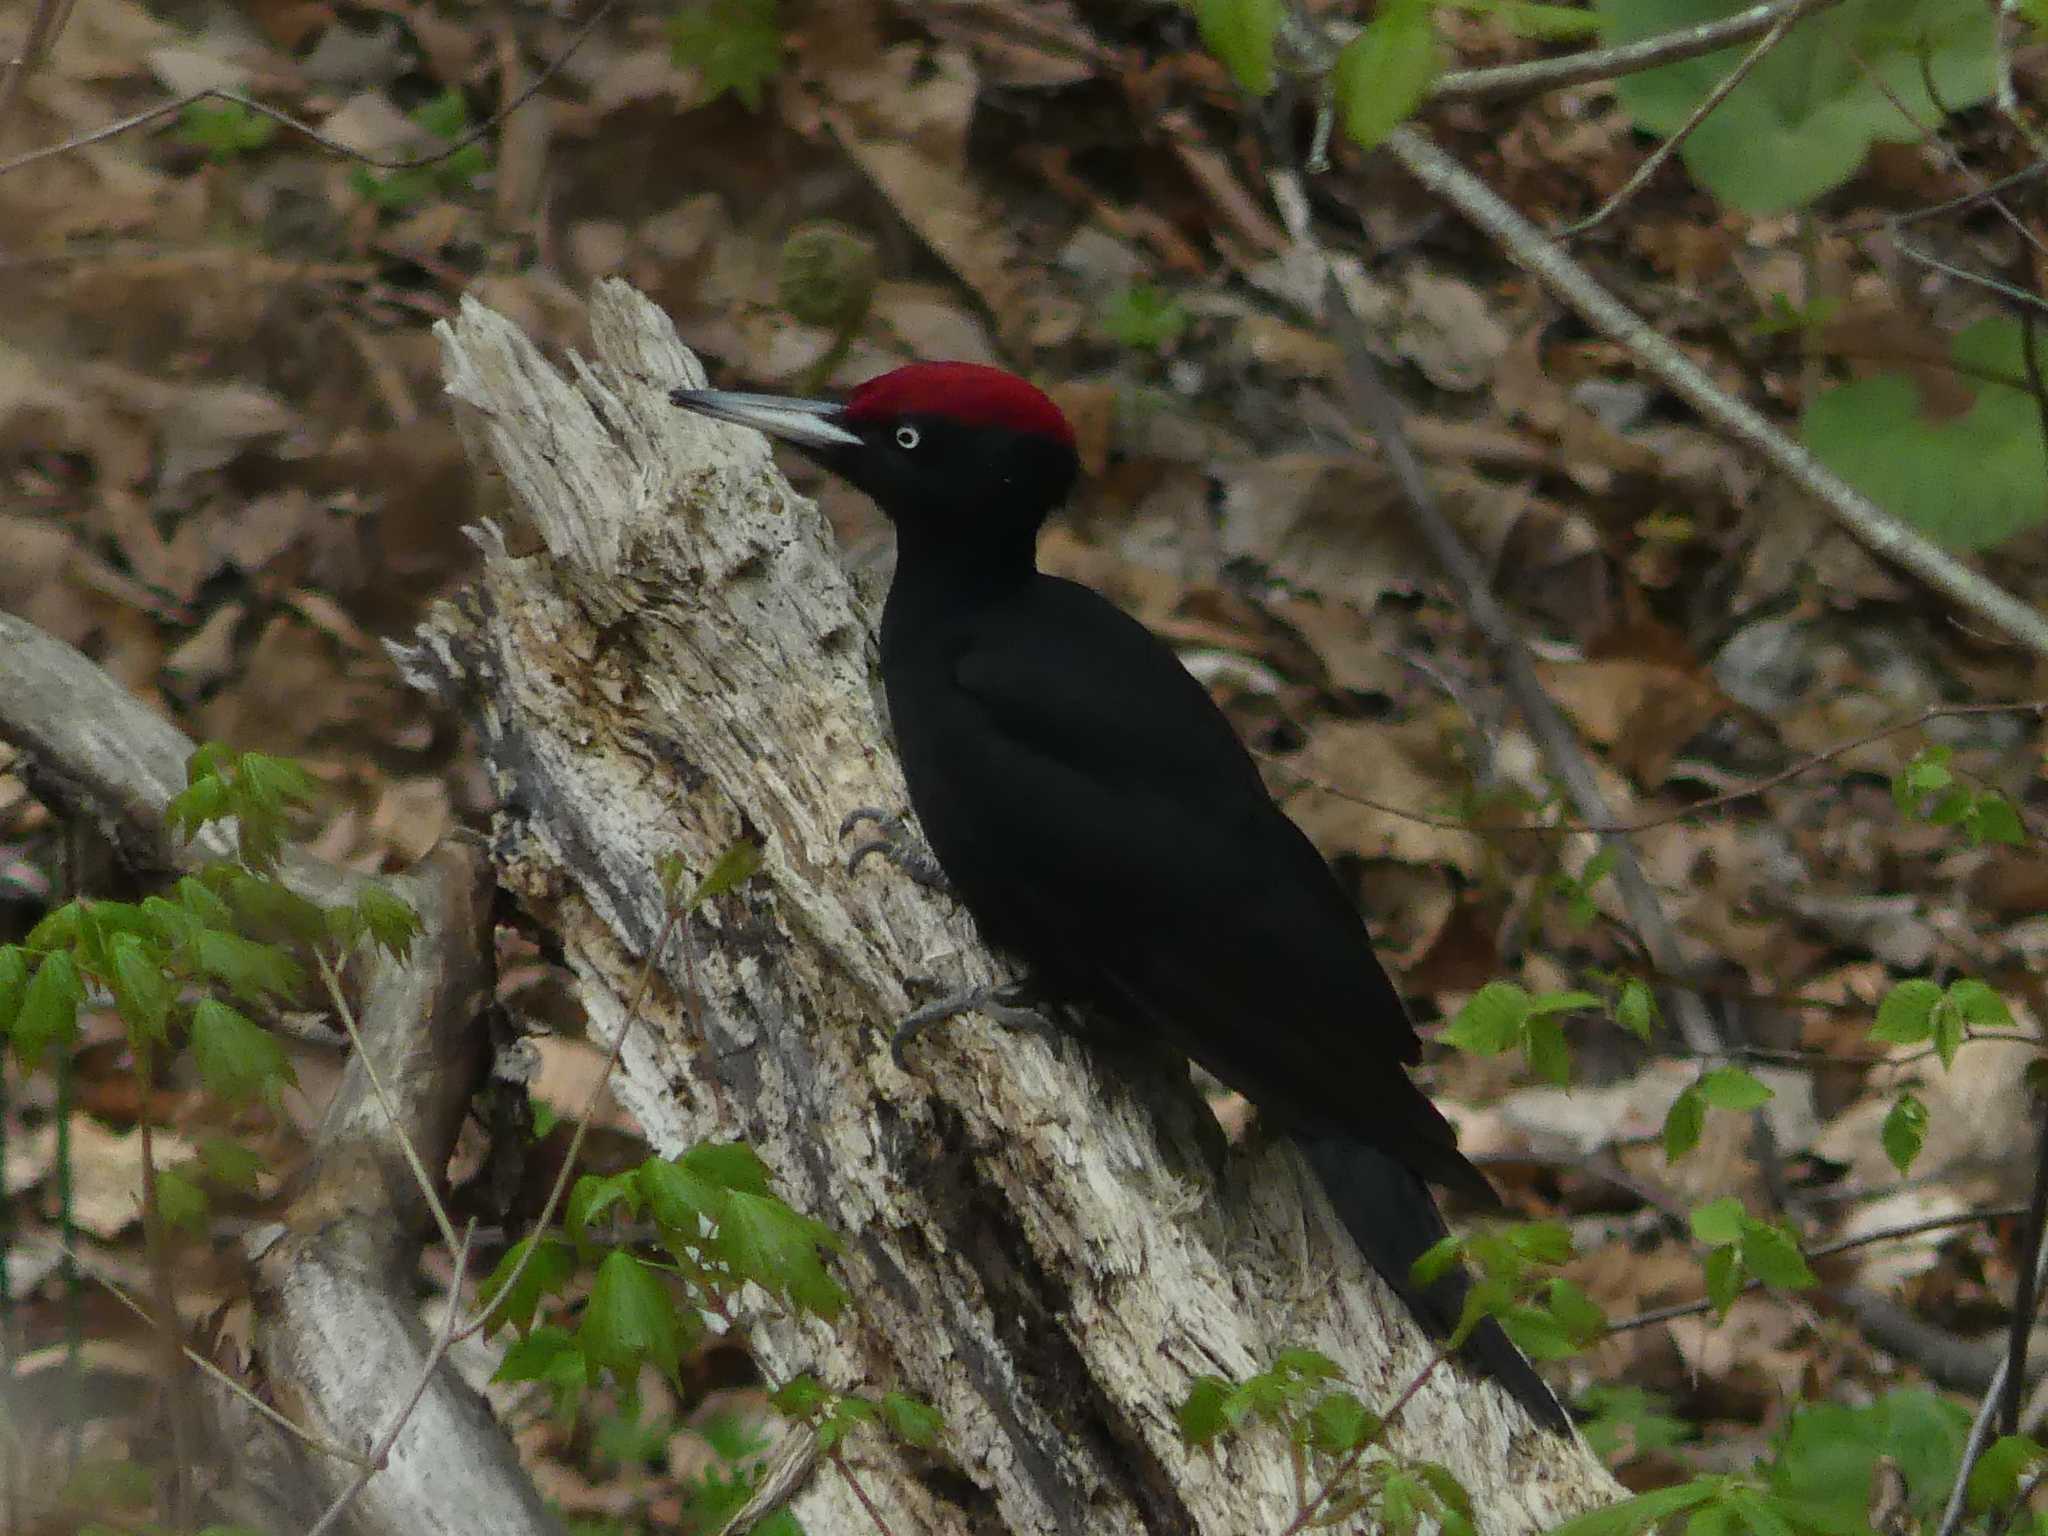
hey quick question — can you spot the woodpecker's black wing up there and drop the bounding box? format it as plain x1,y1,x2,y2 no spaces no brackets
892,574,1486,1199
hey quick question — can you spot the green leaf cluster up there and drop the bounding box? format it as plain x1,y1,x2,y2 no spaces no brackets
1100,285,1191,353
1688,1197,1816,1317
1176,1349,1476,1535
488,1140,925,1443
1413,1221,1604,1359
1441,980,1600,1085
668,0,784,110
177,101,278,163
1576,1384,1692,1464
1662,1064,1774,1161
1595,0,1995,212
769,1375,944,1455
1871,975,2012,1069
349,90,491,211
1891,742,2028,844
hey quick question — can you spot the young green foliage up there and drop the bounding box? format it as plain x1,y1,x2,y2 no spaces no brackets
1441,981,1600,1086
1194,0,1285,93
1334,0,1442,151
1689,1197,1816,1317
1595,0,1994,212
1807,321,2048,554
1870,975,2012,1069
1890,743,2027,844
349,90,491,210
668,0,784,109
1100,284,1191,352
1662,1064,1775,1162
1576,1384,1692,1464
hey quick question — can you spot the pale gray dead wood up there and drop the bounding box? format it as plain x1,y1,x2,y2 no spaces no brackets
396,278,1626,1535
0,616,557,1536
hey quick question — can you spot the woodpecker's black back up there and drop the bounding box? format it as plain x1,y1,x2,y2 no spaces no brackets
671,363,1569,1432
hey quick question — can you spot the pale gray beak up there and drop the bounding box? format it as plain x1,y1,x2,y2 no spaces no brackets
669,387,863,450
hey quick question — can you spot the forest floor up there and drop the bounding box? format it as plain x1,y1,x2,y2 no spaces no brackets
2,0,2047,1528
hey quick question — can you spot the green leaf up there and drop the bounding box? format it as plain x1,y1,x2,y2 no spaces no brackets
493,1325,591,1412
1947,978,2013,1029
193,930,304,1005
1696,1066,1774,1111
197,1135,265,1191
1577,1385,1692,1462
1968,1435,2047,1511
690,837,765,908
1600,0,1995,213
1663,1084,1706,1162
1178,1376,1233,1446
107,932,174,1044
1740,1220,1817,1290
579,1251,685,1385
1881,1091,1929,1175
353,883,423,962
478,1236,577,1335
879,1390,944,1449
14,950,84,1068
1442,981,1530,1055
667,0,785,110
1872,979,1942,1045
1542,1480,1721,1536
1195,0,1284,93
1805,319,2048,551
1525,1016,1573,1086
1101,284,1191,351
1484,0,1607,37
1500,1303,1578,1360
1972,793,2026,846
1410,1233,1465,1288
1703,1246,1744,1318
567,1170,642,1239
1334,0,1441,152
155,1166,209,1234
189,998,294,1106
1691,1197,1746,1247
0,945,31,1038
637,1157,725,1233
681,1139,775,1196
770,1373,831,1420
715,1190,847,1320
1547,1277,1609,1344
1307,1389,1377,1454
1508,1221,1576,1265
1615,978,1657,1040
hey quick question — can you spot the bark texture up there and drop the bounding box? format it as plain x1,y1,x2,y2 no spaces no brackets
394,280,1626,1536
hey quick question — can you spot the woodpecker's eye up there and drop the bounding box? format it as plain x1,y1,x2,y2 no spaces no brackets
895,425,921,450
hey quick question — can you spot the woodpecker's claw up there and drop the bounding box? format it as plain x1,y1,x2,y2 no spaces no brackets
890,980,1061,1072
839,807,951,892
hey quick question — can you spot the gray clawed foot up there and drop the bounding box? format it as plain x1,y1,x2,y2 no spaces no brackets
839,806,951,893
890,979,1063,1071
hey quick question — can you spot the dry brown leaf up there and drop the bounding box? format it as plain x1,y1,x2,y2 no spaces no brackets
1283,717,1486,875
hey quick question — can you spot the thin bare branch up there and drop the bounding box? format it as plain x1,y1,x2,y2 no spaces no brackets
1379,126,2048,662
1261,699,2046,836
1430,0,1845,102
315,951,465,1258
1606,1203,2034,1334
56,1240,369,1466
0,0,616,180
1563,0,1825,237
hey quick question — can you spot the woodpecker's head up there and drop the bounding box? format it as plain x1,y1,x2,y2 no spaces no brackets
671,363,1078,540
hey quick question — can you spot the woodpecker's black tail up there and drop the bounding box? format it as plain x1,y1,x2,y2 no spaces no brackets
1297,1134,1571,1433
